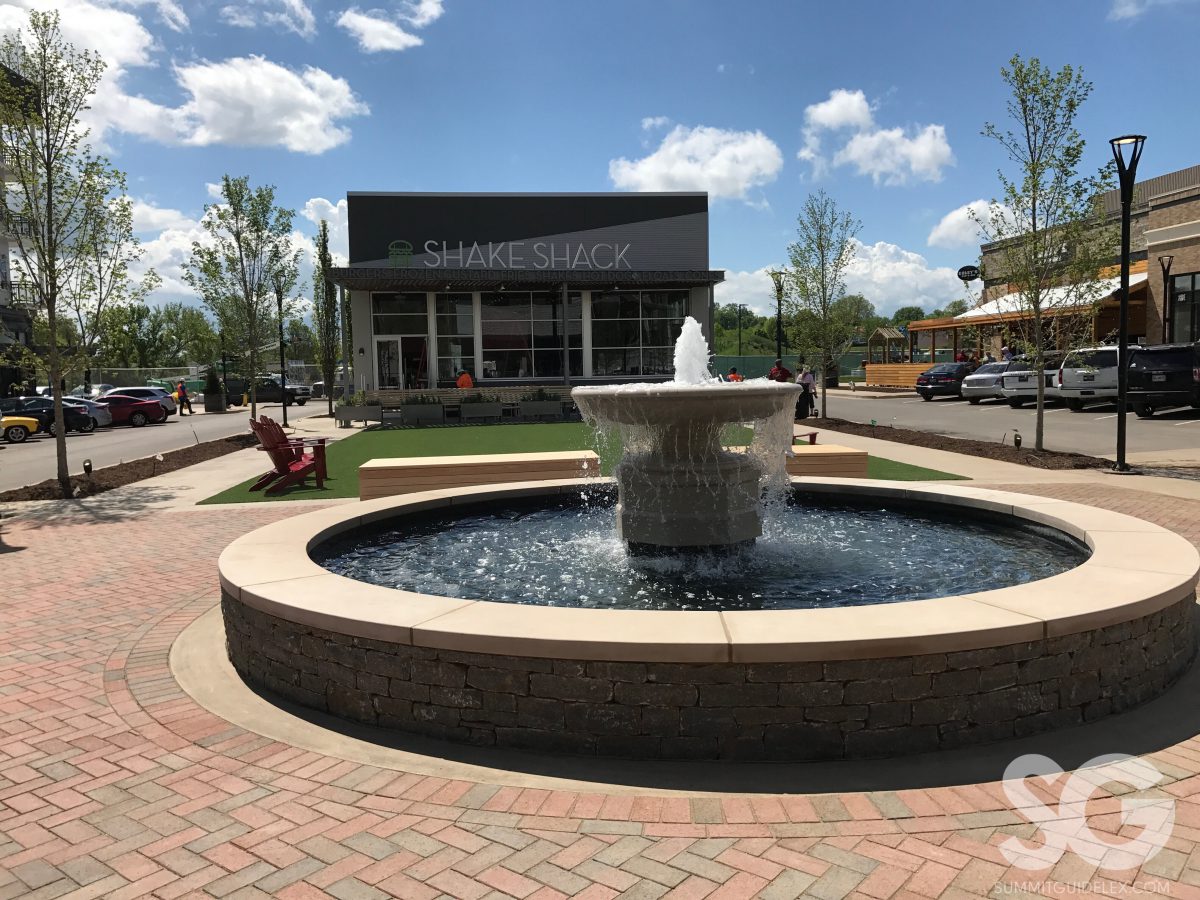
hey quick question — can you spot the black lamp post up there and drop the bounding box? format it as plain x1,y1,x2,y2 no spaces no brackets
1110,134,1146,474
273,274,289,427
768,270,785,361
736,303,747,356
1160,255,1174,343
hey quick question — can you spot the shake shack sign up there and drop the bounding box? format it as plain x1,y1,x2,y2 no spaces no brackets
348,193,710,272
402,239,634,270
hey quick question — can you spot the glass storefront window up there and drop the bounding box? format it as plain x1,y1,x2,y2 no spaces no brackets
372,293,426,335
589,289,689,377
1171,274,1199,343
434,293,473,385
479,291,581,379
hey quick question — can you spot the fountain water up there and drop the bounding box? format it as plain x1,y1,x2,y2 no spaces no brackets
572,317,800,549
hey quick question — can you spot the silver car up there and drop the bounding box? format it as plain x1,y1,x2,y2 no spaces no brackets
101,386,177,415
961,361,1014,404
66,396,114,428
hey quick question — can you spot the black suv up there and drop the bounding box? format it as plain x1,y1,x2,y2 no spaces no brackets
0,396,95,434
1127,343,1200,417
224,376,308,407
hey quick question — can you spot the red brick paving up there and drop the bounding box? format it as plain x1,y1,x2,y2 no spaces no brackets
1,483,1200,896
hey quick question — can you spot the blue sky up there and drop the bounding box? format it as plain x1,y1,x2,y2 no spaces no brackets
4,0,1198,316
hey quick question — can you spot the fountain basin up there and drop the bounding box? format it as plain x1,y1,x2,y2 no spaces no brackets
219,479,1198,760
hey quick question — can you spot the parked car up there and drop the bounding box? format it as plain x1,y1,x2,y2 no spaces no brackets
915,362,971,401
100,393,169,427
1127,343,1200,418
64,396,113,429
101,386,177,416
961,361,1016,404
999,353,1065,408
1,414,39,443
225,375,309,406
311,380,325,399
0,396,94,434
1057,346,1119,411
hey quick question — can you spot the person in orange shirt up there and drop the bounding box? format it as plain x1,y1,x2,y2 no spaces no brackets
455,370,474,389
727,367,744,382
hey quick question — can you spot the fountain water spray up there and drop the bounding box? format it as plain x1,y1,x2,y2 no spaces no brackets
573,317,801,550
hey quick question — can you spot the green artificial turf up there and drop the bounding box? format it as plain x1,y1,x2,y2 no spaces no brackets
200,422,965,504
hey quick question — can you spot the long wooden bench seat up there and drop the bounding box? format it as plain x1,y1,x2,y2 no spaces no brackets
367,386,576,409
785,444,869,478
359,451,601,500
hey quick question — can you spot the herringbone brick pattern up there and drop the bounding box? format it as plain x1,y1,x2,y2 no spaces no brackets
2,484,1200,897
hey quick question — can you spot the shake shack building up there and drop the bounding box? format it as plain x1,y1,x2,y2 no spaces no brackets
329,192,723,391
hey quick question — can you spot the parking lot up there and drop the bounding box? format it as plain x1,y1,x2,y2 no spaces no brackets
827,391,1200,465
0,403,325,493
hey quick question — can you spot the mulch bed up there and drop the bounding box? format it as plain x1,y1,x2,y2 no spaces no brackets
0,433,260,502
812,417,1111,470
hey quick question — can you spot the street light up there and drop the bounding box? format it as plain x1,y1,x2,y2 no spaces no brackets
736,303,747,356
1110,133,1146,474
1160,255,1174,343
768,270,785,361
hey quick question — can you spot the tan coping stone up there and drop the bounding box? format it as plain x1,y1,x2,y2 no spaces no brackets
360,451,600,468
964,565,1195,636
238,573,470,644
412,603,729,663
720,597,1045,663
218,477,1197,663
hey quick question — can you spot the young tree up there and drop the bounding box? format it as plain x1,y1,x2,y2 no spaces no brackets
891,305,926,326
0,10,107,496
99,302,216,369
311,220,340,413
61,173,158,390
185,175,301,419
974,55,1115,450
786,190,861,419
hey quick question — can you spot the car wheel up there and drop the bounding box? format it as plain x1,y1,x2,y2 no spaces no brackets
968,397,980,405
78,418,95,433
296,399,306,406
46,422,56,437
130,411,148,427
1008,399,1024,409
4,424,28,443
1065,399,1084,411
284,397,293,407
920,393,932,402
1134,404,1154,419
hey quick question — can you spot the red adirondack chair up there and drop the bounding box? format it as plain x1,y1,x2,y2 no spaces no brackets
248,416,328,495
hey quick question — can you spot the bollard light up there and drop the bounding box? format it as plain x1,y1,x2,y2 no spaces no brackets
82,458,92,475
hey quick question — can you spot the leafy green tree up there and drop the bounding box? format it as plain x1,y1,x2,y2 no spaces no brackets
285,319,316,363
785,190,861,418
0,10,108,495
312,219,340,414
184,175,301,419
891,305,926,326
974,55,1115,450
99,302,217,368
790,294,878,387
712,302,774,356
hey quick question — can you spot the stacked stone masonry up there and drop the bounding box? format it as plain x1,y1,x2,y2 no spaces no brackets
223,592,1196,761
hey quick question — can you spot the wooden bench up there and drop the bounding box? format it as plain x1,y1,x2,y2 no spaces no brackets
785,444,868,478
359,450,601,500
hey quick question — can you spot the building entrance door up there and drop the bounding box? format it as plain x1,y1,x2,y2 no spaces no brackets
376,339,401,389
377,337,429,389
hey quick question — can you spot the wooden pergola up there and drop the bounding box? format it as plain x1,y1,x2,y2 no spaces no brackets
865,327,909,364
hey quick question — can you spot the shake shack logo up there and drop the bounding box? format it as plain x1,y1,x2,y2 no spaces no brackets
389,239,635,270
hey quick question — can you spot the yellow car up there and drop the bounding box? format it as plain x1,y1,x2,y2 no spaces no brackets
2,414,39,443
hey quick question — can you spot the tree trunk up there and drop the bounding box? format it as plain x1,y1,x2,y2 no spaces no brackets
1033,310,1045,451
47,306,70,498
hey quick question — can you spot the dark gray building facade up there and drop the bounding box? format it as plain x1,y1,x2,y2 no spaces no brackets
330,192,723,391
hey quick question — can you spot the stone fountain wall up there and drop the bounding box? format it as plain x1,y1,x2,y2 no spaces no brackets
223,591,1195,761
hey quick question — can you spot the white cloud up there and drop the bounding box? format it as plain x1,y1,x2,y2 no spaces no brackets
797,88,954,185
844,240,977,315
110,0,188,31
1109,0,1197,18
714,266,779,317
167,56,368,153
204,182,224,199
641,116,670,130
400,0,444,27
337,7,423,51
302,197,350,265
609,124,783,202
927,199,989,249
130,199,193,233
219,0,317,38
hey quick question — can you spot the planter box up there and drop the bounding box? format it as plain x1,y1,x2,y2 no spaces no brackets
400,404,444,426
204,394,228,413
335,405,381,427
518,400,562,421
460,402,503,422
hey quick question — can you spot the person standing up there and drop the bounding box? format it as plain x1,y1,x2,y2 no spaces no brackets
796,367,816,419
768,359,793,383
177,380,193,415
456,369,474,389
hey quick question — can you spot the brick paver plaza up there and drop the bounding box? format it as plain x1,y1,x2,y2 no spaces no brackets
3,480,1200,898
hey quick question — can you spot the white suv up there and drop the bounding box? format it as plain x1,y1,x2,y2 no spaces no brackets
1057,346,1119,411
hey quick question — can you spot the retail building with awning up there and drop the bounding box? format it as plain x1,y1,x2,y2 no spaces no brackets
864,264,1148,388
327,192,722,393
